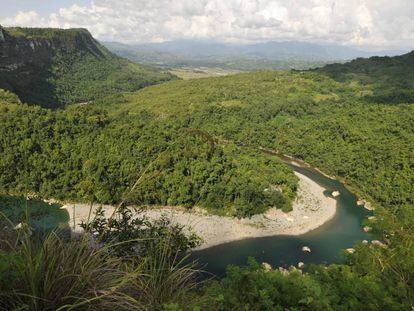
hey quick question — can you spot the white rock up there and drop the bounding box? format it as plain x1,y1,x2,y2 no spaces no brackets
332,191,340,197
363,226,372,232
302,246,311,253
346,248,355,254
364,202,374,211
262,262,272,271
362,240,369,244
371,240,387,248
278,267,289,275
298,262,305,269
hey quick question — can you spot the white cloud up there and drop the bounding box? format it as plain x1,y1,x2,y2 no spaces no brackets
1,0,413,48
2,10,47,27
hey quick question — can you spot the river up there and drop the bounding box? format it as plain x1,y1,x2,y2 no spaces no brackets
190,157,373,277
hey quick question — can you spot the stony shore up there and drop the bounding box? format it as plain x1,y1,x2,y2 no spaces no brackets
63,171,338,250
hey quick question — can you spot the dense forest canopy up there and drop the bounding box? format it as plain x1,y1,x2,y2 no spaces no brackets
316,51,414,103
107,70,414,213
0,26,176,108
0,92,298,217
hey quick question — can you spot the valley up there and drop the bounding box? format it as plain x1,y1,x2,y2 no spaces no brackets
0,24,413,310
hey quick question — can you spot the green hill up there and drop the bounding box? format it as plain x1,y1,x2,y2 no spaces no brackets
0,26,175,108
104,71,413,212
0,89,298,217
316,51,414,103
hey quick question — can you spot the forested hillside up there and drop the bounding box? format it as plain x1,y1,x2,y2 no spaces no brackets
0,89,297,217
106,70,413,213
316,51,414,103
0,26,175,108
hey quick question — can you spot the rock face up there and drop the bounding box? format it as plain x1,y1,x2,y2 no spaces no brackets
0,26,111,107
0,26,173,108
0,26,5,43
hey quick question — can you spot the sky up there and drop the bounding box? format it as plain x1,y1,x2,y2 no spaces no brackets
0,0,413,49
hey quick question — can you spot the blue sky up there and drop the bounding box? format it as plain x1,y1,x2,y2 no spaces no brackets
0,0,413,49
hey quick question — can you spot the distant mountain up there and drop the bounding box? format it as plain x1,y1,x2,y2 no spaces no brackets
316,51,414,103
104,40,407,71
0,26,175,108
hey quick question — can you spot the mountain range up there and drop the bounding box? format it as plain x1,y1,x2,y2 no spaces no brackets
104,39,407,70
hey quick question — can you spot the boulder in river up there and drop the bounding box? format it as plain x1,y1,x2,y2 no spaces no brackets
332,191,340,197
302,246,311,253
298,262,305,269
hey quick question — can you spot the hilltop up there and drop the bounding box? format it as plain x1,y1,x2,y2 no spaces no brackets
0,26,175,108
316,50,414,103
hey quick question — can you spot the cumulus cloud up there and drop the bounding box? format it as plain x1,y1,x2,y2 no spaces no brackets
1,0,413,48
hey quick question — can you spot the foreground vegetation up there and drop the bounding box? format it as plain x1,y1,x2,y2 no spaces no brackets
1,198,412,310
0,204,201,310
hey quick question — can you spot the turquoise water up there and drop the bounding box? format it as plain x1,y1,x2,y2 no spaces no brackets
190,159,372,277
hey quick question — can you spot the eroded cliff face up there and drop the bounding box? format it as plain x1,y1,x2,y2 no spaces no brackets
0,26,111,106
0,26,6,42
0,26,51,72
0,26,174,108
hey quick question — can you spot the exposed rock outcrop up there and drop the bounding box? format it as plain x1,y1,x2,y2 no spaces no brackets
0,25,5,43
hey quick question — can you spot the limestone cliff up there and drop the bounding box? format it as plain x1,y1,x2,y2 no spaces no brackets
0,26,174,108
